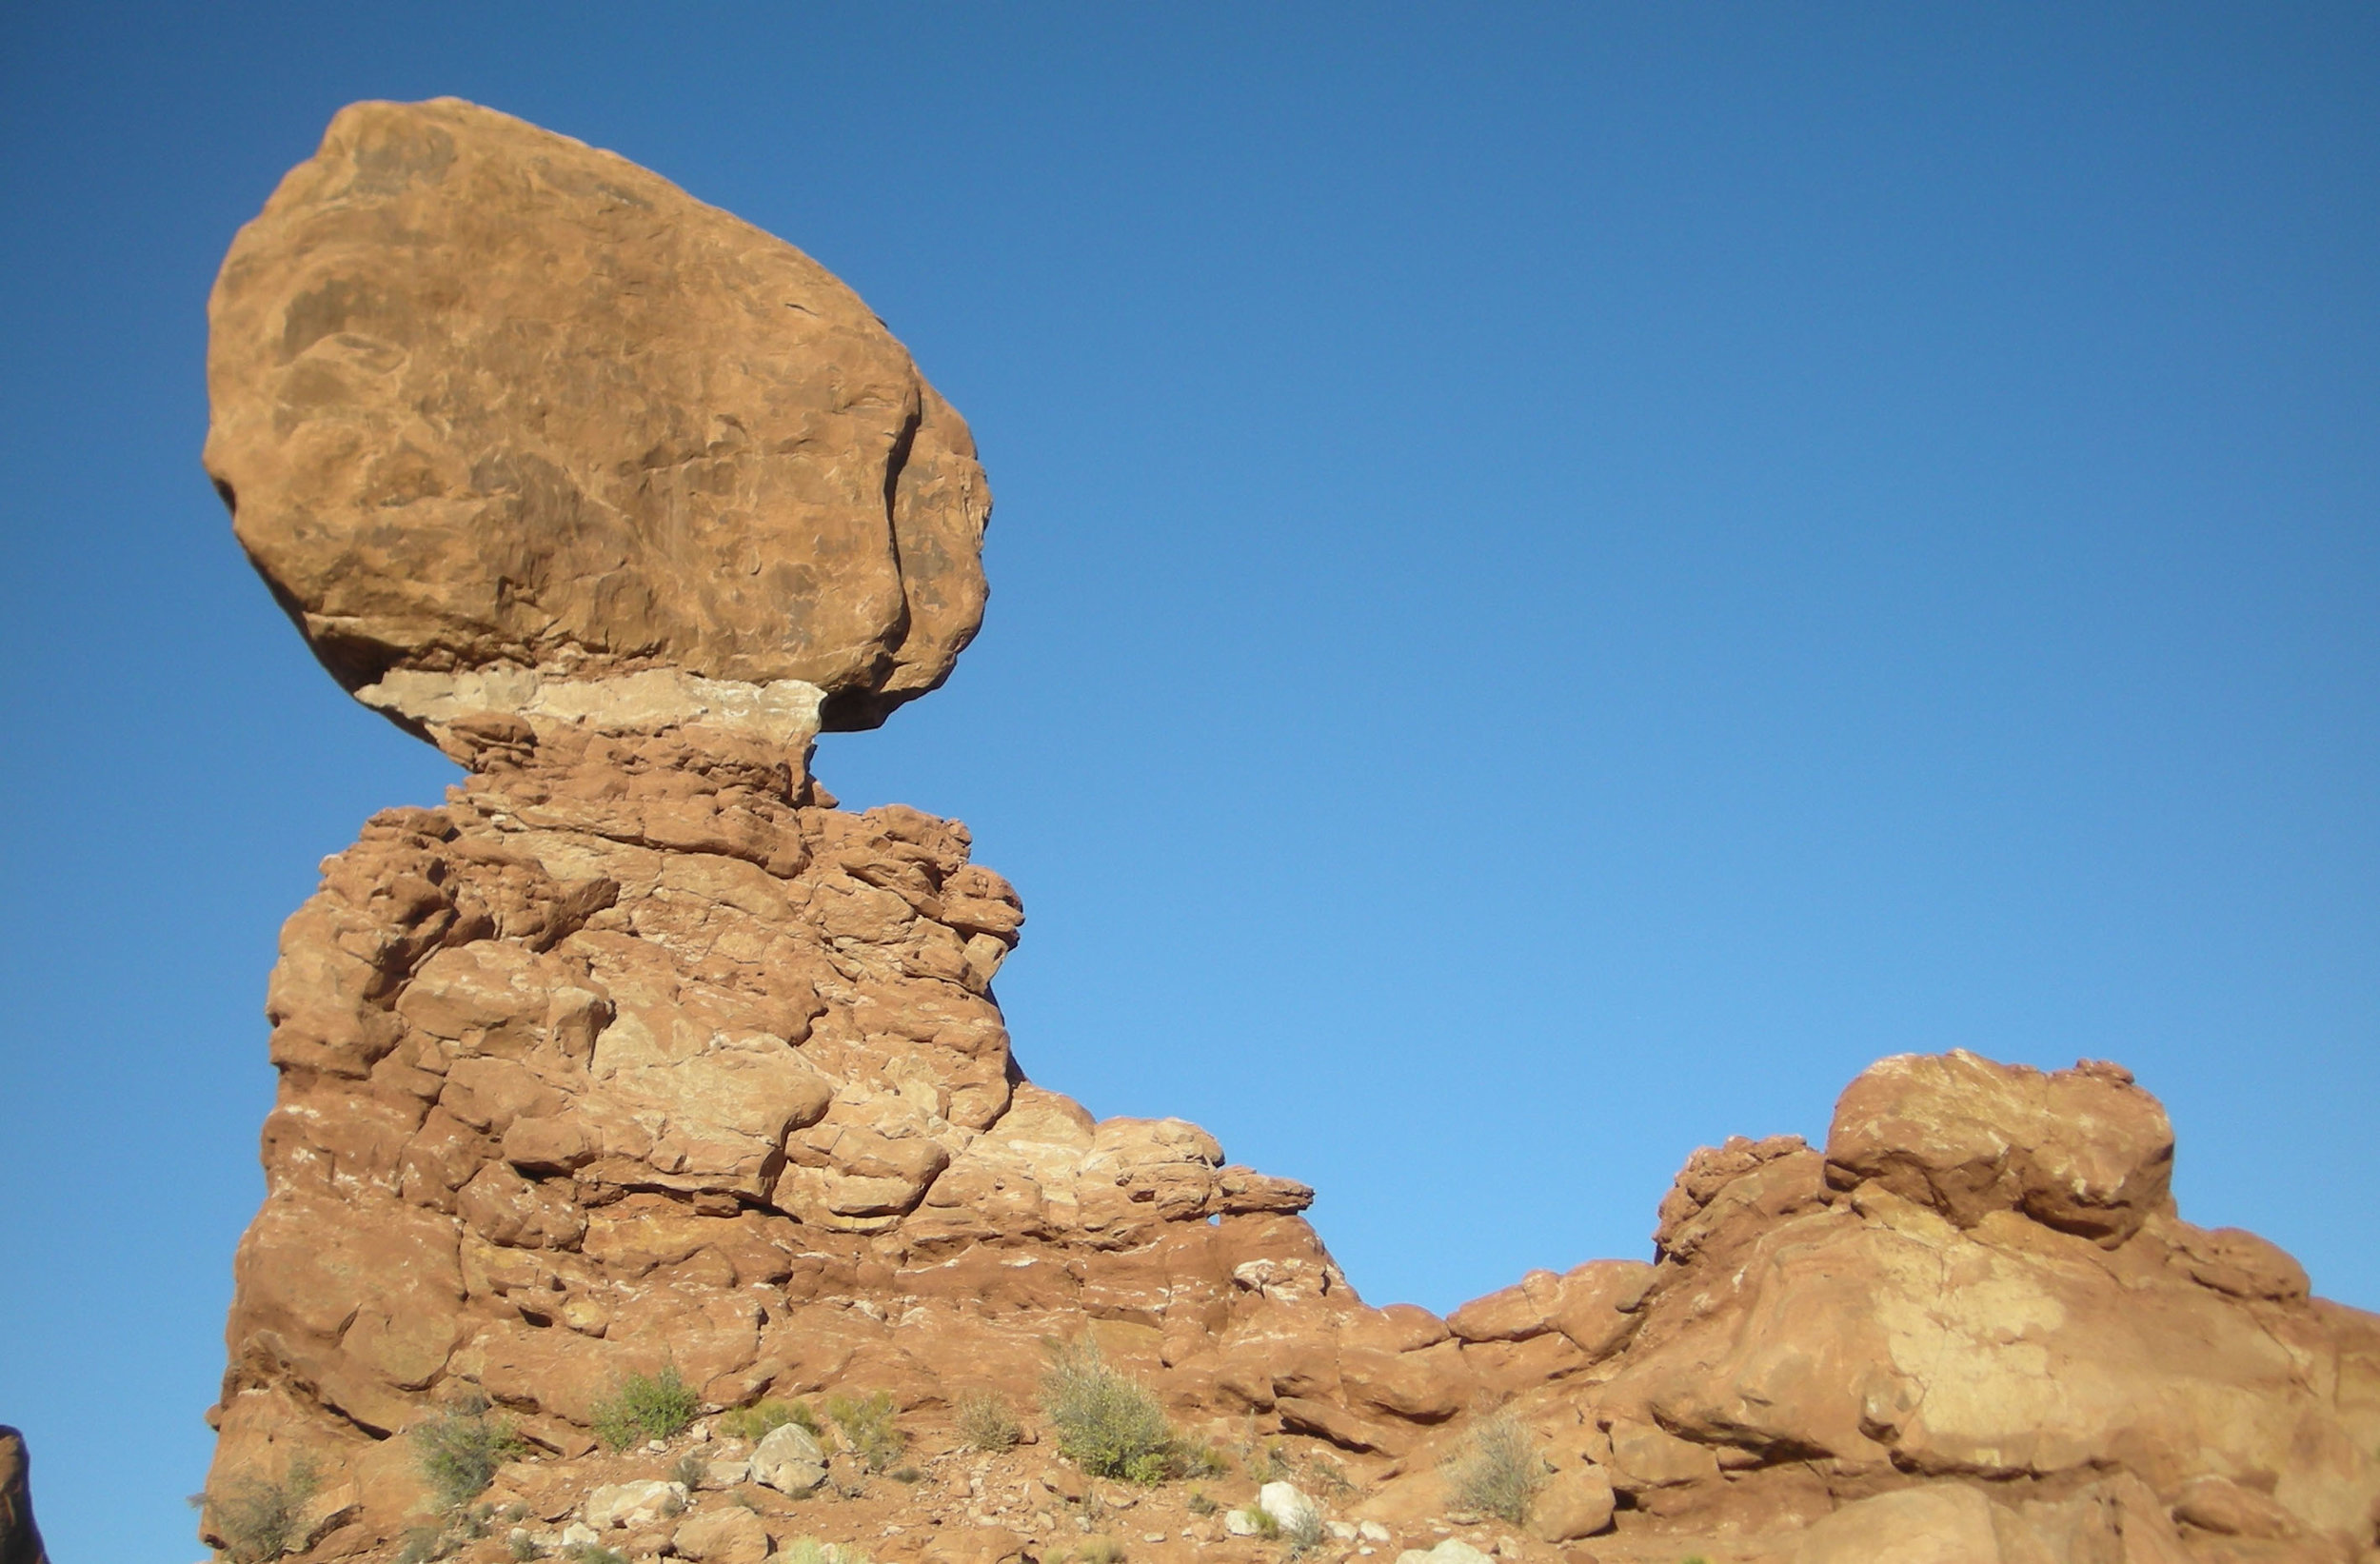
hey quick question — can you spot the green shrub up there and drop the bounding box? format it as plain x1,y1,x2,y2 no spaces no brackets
1186,1489,1220,1516
1236,1500,1280,1539
720,1397,822,1443
393,1523,445,1564
778,1541,874,1564
1443,1409,1545,1525
412,1394,526,1510
564,1546,629,1564
590,1365,699,1451
1040,1336,1175,1481
1178,1438,1232,1479
955,1389,1021,1453
210,1454,320,1563
823,1390,905,1471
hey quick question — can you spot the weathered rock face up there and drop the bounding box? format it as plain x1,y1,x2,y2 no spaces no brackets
0,1427,50,1564
204,102,2380,1564
205,97,990,749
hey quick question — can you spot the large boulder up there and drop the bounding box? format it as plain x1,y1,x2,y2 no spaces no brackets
1822,1050,2174,1244
205,98,990,750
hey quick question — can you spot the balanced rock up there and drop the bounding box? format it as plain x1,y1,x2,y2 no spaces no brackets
198,100,2380,1564
205,97,989,757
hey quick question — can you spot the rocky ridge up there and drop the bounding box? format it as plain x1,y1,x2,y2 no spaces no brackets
200,100,2380,1564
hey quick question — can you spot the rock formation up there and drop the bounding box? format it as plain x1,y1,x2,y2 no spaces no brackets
0,1427,50,1564
205,96,988,750
202,101,2380,1564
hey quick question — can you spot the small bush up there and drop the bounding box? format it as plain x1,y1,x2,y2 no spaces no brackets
211,1454,320,1563
395,1523,451,1564
669,1450,707,1489
1040,1336,1174,1481
824,1390,905,1471
590,1365,699,1451
1240,1436,1294,1483
720,1397,822,1443
778,1541,874,1564
955,1389,1022,1453
1186,1489,1220,1517
413,1394,526,1511
564,1546,629,1564
1236,1501,1281,1539
1443,1409,1545,1526
1302,1452,1354,1496
1071,1539,1127,1564
1285,1505,1328,1556
1178,1438,1232,1479
506,1534,545,1562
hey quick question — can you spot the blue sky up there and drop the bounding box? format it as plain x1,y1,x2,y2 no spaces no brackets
3,5,2375,1558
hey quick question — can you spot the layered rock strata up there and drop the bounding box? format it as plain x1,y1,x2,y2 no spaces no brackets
203,100,2380,1563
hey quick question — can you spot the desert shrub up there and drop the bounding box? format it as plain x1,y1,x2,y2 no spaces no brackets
824,1390,905,1471
955,1389,1022,1453
1177,1438,1232,1479
1185,1489,1220,1517
1282,1501,1327,1557
1236,1500,1281,1539
1443,1409,1545,1525
720,1397,822,1443
563,1546,629,1564
413,1394,526,1510
211,1454,320,1563
1040,1336,1174,1481
1071,1538,1127,1564
590,1365,698,1450
1241,1436,1294,1483
669,1450,707,1489
778,1541,875,1564
1302,1452,1354,1496
506,1534,545,1562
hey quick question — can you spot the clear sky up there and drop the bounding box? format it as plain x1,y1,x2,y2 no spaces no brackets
3,5,2375,1558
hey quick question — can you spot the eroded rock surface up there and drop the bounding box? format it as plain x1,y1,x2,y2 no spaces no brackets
203,101,2380,1564
0,1427,49,1564
206,97,990,750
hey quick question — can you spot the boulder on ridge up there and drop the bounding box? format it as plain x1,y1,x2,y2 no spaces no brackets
204,97,990,755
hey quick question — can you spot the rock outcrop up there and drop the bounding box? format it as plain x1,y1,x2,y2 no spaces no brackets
202,101,2380,1564
0,1427,50,1564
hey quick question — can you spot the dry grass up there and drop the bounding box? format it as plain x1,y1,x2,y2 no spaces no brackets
1442,1408,1545,1525
955,1389,1022,1453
